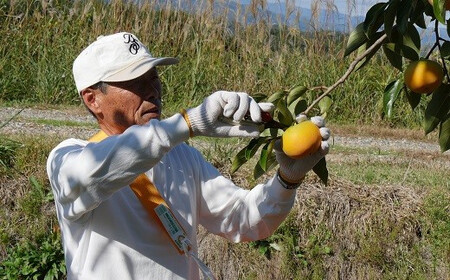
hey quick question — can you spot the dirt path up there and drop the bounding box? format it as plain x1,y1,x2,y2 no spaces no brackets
1,106,449,169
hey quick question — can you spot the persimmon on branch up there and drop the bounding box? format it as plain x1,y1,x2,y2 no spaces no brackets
232,0,450,182
303,33,388,115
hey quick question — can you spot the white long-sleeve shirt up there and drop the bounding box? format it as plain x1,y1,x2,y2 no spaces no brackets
46,114,296,280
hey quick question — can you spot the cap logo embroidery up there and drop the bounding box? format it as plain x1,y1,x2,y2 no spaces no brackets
123,33,140,55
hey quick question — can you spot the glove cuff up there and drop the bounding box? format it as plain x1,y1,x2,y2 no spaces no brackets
185,105,212,137
180,108,194,137
277,168,305,188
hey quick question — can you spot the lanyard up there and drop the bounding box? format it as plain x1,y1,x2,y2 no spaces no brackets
88,130,216,279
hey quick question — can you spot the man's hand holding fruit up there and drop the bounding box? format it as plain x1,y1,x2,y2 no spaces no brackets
183,90,331,185
275,115,330,188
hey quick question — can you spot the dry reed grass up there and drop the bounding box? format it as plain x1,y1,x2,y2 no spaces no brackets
197,176,448,279
296,176,424,279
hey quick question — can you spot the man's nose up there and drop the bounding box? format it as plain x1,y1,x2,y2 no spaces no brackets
148,96,161,107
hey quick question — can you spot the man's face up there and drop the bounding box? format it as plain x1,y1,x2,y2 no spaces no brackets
91,68,163,134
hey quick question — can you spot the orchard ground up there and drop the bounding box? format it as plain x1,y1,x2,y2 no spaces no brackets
0,105,449,279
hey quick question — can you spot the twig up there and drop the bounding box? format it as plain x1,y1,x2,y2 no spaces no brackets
304,33,388,115
310,85,328,92
433,20,450,82
401,159,412,184
0,108,24,130
425,42,438,59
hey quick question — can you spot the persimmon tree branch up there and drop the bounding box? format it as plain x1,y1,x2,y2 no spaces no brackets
310,85,328,91
304,33,388,115
425,21,440,59
433,20,450,82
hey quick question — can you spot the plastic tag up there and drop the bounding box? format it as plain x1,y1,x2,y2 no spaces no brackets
155,204,217,279
154,204,188,252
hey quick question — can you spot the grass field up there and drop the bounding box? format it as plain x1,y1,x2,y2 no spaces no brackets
0,0,427,127
1,113,448,279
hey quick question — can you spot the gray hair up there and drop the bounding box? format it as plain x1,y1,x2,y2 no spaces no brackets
82,81,109,119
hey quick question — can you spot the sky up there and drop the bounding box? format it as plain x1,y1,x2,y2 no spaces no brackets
267,0,378,16
260,0,443,42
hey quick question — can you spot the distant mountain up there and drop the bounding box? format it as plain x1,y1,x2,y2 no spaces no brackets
157,0,364,33
241,0,365,32
155,0,446,43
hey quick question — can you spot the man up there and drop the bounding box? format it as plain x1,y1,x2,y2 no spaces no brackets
46,32,330,279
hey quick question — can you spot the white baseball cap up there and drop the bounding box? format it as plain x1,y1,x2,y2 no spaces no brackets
73,32,179,92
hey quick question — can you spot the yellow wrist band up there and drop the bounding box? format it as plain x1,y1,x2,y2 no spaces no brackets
180,109,194,138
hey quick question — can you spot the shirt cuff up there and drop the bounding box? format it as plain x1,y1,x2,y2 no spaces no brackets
266,176,297,202
159,113,191,146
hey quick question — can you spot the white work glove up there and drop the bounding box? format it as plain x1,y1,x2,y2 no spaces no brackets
186,91,274,137
275,115,331,184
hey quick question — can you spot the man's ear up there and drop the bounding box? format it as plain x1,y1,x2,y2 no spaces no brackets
81,88,101,115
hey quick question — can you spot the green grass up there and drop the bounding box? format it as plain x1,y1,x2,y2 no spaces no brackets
330,144,402,156
330,159,446,186
0,0,426,129
328,145,448,187
30,118,96,128
0,137,21,171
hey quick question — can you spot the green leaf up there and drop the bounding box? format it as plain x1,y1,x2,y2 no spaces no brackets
410,0,427,29
231,137,270,173
363,2,388,37
433,0,446,24
396,0,413,34
383,44,403,71
424,0,435,17
439,116,450,152
384,0,400,39
259,140,275,171
344,22,368,57
253,162,265,179
288,99,308,116
30,176,45,198
383,40,418,62
404,24,421,52
318,96,333,114
267,91,285,103
253,153,278,179
252,93,268,102
383,25,420,64
414,13,427,29
405,89,422,110
287,85,308,106
231,153,248,173
441,41,450,58
269,127,281,137
276,99,294,126
401,44,420,61
244,137,270,159
258,245,268,256
383,79,403,118
312,157,328,185
424,84,450,134
387,24,420,63
355,32,385,70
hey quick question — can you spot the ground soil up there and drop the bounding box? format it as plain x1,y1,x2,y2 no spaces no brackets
1,105,448,165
